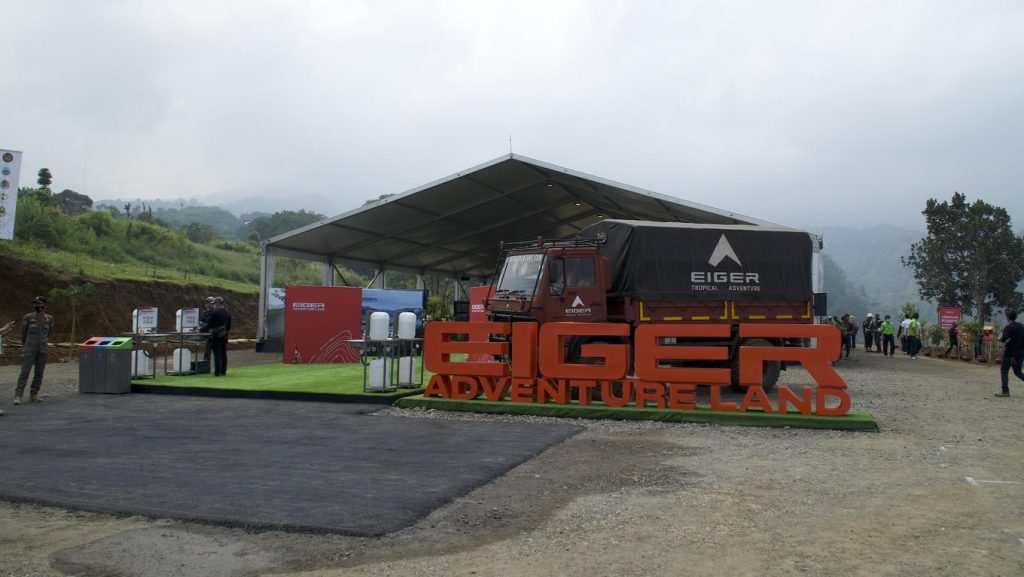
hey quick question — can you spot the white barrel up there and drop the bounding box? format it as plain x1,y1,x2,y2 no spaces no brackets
131,350,154,377
398,356,414,385
171,348,192,374
368,311,390,340
397,312,417,339
369,357,388,390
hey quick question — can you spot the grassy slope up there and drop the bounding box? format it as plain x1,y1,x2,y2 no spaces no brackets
0,240,260,293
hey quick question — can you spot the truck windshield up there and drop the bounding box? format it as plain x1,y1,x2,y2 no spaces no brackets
496,253,546,296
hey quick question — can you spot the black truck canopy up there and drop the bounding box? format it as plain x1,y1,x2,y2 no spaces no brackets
577,220,814,301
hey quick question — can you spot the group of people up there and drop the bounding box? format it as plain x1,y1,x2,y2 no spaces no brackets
829,312,920,359
200,296,233,377
826,308,1024,397
1,294,233,417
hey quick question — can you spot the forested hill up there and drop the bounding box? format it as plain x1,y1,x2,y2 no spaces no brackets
810,225,935,322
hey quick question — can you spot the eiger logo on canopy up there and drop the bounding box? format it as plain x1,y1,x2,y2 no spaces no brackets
690,234,761,288
708,234,742,267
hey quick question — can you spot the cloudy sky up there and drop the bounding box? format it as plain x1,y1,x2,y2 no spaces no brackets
2,1,1022,228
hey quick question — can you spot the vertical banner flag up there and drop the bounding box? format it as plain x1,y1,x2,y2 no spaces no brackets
0,149,22,241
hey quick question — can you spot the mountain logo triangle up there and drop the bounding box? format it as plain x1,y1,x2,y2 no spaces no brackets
708,234,742,267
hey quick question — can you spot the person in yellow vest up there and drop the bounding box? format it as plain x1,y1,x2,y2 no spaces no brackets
906,313,922,359
879,315,896,357
14,296,54,405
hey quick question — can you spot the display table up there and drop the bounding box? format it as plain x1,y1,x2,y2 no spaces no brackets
126,331,211,376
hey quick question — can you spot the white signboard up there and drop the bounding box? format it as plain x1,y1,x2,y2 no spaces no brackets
0,149,22,241
132,307,159,333
176,308,200,332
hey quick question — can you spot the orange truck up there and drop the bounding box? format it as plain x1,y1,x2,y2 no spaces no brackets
485,220,826,390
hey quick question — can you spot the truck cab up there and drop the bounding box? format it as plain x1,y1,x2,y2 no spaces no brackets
486,240,610,325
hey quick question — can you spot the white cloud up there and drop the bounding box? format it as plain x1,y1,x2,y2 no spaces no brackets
2,0,1022,227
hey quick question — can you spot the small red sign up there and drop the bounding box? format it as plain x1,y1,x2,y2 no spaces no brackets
939,307,961,330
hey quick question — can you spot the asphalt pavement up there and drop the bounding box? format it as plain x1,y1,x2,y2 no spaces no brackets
0,394,581,535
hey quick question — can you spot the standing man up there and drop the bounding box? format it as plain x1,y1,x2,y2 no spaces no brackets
944,322,960,359
995,310,1024,397
841,314,855,358
907,313,922,359
880,315,896,357
199,296,215,369
14,296,54,405
207,296,232,377
862,313,875,352
899,315,911,354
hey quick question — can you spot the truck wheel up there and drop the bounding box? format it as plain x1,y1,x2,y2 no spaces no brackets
730,337,781,393
566,336,633,402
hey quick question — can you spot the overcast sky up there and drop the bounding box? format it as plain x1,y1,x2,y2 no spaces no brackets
3,1,1022,228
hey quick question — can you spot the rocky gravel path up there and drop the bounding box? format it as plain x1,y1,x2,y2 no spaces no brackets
1,348,1022,577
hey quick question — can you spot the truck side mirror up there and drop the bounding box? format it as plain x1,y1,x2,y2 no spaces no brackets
548,259,565,296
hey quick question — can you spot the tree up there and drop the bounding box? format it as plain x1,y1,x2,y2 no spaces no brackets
37,167,52,189
17,186,52,206
47,282,96,358
185,221,219,243
53,189,93,215
903,192,1024,320
247,209,325,240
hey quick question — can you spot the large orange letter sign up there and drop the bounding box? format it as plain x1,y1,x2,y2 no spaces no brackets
424,321,510,377
538,323,630,380
738,324,844,388
634,324,731,385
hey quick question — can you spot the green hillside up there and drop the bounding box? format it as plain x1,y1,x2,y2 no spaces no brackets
2,194,327,292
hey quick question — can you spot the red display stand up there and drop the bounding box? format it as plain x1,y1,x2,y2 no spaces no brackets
284,286,363,363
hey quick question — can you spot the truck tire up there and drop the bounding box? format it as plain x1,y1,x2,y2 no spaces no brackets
730,337,781,393
566,336,632,402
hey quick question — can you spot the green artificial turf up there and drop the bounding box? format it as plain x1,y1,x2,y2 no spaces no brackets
134,361,425,397
395,395,879,431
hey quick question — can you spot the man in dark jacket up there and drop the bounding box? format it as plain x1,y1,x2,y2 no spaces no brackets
199,296,215,367
207,296,232,377
944,322,960,358
14,296,54,405
995,310,1024,397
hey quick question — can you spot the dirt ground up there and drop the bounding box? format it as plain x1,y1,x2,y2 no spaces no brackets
1,347,1022,577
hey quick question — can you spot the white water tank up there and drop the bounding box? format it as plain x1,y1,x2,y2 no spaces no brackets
368,311,390,340
368,357,389,390
397,312,417,340
397,356,415,385
171,348,192,374
131,350,154,377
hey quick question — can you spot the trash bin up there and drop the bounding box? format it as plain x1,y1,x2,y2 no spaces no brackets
103,338,133,393
78,337,105,393
79,337,132,394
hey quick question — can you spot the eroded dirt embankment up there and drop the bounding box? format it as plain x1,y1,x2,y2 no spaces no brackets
0,253,259,346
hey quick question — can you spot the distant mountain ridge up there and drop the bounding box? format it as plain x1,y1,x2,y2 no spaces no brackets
810,225,935,322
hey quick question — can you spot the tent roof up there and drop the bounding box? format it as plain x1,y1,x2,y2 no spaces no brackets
265,154,777,278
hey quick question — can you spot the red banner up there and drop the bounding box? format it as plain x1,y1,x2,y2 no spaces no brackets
284,285,363,363
939,307,961,330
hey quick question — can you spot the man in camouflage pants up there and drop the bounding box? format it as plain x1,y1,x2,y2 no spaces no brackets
14,295,54,405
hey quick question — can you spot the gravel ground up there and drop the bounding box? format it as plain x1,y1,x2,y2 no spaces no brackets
1,347,1022,577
